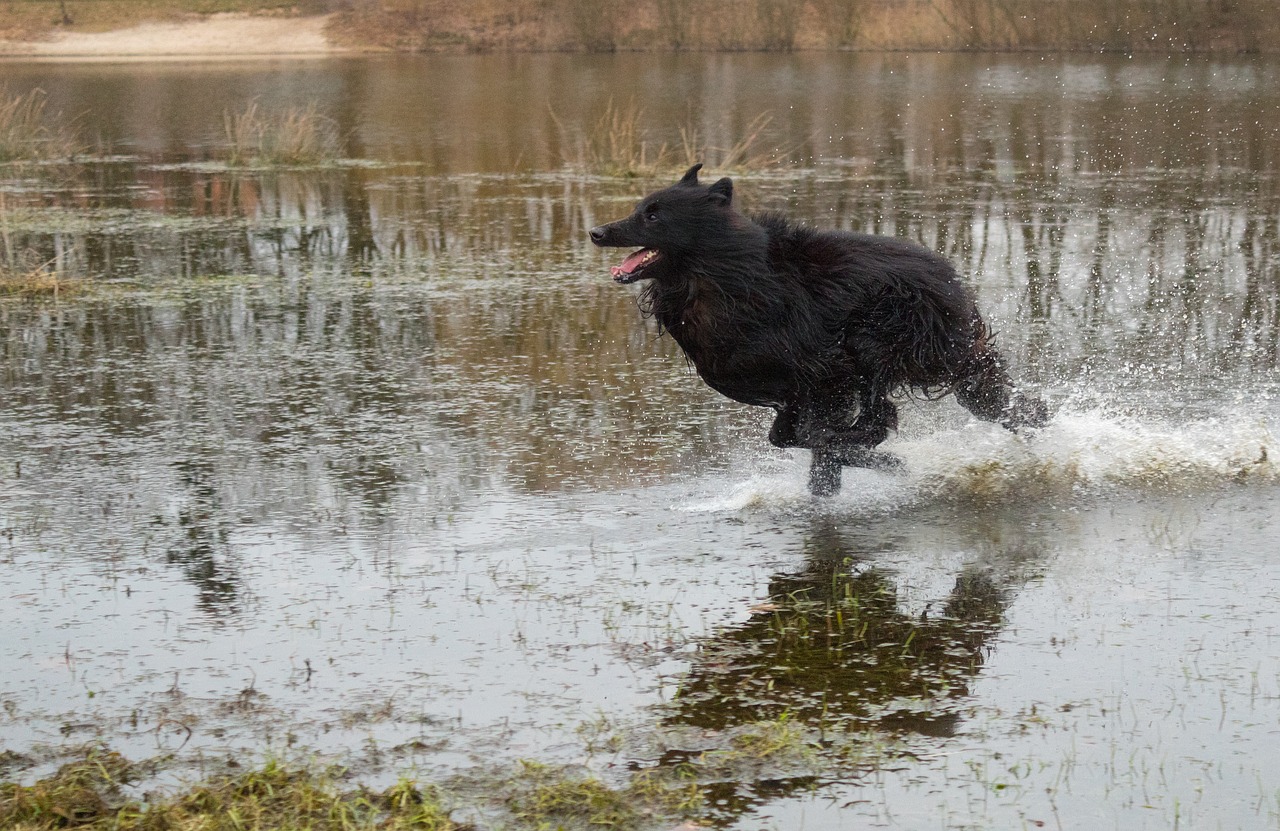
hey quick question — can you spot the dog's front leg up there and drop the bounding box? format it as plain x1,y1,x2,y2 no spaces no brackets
808,447,843,497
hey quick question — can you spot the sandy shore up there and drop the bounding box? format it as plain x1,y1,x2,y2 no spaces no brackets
0,13,351,60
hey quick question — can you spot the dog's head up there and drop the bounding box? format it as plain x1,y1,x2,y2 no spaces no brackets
589,163,735,284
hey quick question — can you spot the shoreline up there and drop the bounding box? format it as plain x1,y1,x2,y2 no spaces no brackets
0,13,357,61
0,10,1273,62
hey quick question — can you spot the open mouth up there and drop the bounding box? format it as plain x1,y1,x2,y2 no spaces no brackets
610,248,660,283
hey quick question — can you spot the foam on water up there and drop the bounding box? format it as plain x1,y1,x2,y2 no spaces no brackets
913,406,1276,497
684,405,1278,514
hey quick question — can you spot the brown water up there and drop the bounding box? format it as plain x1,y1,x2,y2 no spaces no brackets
2,53,1280,829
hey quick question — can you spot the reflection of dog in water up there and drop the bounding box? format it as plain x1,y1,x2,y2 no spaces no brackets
661,514,1038,793
591,165,1048,495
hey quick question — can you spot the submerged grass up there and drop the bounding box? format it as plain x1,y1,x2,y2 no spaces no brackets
223,100,342,167
0,748,713,831
0,266,76,298
506,760,701,829
0,192,79,298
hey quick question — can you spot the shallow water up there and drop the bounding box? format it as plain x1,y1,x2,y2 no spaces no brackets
2,53,1280,829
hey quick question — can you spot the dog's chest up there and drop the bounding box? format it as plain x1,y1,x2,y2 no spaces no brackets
657,286,719,357
660,286,761,372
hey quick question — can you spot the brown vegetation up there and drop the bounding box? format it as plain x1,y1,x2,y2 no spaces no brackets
0,199,77,298
553,99,782,176
326,0,1280,53
0,89,81,296
927,0,1279,51
223,100,343,166
0,88,77,162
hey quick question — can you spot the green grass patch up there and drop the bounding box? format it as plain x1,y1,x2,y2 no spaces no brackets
0,749,714,831
0,752,466,831
506,760,701,830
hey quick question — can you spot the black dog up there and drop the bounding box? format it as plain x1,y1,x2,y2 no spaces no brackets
590,164,1048,495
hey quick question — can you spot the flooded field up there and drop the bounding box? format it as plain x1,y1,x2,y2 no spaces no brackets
2,53,1280,829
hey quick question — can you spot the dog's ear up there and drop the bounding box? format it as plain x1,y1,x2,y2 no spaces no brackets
708,177,733,206
679,163,703,185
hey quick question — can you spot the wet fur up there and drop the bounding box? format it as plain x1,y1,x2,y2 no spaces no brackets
590,165,1047,494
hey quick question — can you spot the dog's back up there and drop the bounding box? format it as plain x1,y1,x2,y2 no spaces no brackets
753,214,988,394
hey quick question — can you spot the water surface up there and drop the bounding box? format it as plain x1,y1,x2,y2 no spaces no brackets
2,53,1280,830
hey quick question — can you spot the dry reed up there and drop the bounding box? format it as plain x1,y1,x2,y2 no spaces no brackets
223,100,342,167
556,100,786,177
679,112,782,171
0,192,80,298
0,88,78,163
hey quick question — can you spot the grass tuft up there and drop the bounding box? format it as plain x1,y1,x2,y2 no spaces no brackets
0,748,134,828
0,752,466,831
0,88,79,163
679,111,781,172
512,774,634,827
0,192,79,298
223,100,342,167
0,265,77,298
553,98,671,178
507,759,702,829
555,99,785,178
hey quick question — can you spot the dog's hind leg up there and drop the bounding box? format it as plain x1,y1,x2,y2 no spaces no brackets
826,387,905,473
848,386,898,446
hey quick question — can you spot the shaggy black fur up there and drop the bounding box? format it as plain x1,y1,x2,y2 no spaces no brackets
590,164,1048,495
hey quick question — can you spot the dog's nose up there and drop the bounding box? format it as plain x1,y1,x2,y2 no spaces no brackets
589,226,607,244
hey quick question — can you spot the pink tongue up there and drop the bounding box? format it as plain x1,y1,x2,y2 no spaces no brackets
611,248,653,277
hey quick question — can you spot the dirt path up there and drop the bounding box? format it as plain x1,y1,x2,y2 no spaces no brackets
0,13,350,60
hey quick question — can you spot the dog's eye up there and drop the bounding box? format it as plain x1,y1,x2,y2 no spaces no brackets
644,206,659,223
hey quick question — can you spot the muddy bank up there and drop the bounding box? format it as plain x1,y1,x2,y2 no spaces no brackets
0,13,349,60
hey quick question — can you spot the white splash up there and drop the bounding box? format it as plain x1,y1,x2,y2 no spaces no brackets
905,407,1276,501
682,405,1277,513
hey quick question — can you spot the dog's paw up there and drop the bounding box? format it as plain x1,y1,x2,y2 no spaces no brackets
836,448,905,472
808,447,905,495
